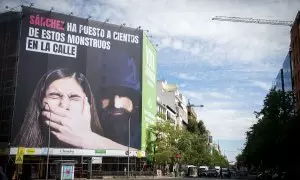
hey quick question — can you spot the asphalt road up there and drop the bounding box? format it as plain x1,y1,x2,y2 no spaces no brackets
146,178,240,180
185,178,239,180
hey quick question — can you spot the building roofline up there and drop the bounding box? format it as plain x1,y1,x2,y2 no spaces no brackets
290,11,300,33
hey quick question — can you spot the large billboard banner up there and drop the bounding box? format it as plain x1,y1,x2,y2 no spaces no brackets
11,6,144,153
141,32,157,151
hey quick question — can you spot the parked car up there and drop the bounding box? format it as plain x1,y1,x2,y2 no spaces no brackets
207,168,218,177
198,167,208,177
221,168,231,178
229,169,237,177
256,170,272,180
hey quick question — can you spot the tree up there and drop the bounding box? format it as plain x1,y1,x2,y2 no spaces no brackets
210,147,229,167
186,117,198,133
241,88,300,177
197,120,208,136
146,118,229,168
146,120,183,165
235,153,246,169
187,116,209,137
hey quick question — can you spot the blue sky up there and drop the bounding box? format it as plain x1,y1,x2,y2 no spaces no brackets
2,0,299,162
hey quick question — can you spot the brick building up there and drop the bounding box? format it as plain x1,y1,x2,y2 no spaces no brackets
291,11,300,114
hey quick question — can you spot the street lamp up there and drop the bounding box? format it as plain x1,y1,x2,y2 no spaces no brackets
44,102,51,180
127,112,131,178
152,132,161,169
125,105,139,178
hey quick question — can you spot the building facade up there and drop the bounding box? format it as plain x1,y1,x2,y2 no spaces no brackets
273,68,284,91
157,97,176,124
187,105,197,122
290,11,300,114
272,51,293,93
283,51,293,92
175,91,188,126
0,7,154,179
156,80,188,126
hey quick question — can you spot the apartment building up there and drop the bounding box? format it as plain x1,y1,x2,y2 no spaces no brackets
290,11,300,114
156,80,188,126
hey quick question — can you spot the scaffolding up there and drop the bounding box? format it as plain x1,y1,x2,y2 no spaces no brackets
0,12,20,146
0,9,160,179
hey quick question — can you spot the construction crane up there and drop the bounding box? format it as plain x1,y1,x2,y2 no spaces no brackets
187,99,204,108
212,16,293,27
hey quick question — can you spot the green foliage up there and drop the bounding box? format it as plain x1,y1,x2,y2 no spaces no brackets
187,117,198,133
235,153,246,169
146,118,229,167
241,89,300,175
156,112,166,120
211,148,229,167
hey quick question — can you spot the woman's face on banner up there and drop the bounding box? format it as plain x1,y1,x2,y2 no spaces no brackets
43,77,86,113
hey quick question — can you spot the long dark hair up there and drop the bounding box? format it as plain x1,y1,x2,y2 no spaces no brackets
14,68,102,147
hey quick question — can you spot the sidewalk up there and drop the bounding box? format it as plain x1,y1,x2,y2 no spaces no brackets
69,176,182,180
101,176,182,180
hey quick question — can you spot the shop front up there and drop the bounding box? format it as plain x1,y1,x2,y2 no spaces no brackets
9,147,145,179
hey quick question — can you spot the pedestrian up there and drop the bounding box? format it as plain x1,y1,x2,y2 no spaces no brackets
219,168,223,179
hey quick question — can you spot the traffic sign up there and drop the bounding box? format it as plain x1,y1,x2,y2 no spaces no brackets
26,148,35,155
17,147,25,156
15,155,23,164
137,151,143,158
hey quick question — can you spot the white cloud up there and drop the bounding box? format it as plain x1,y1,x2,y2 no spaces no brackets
197,107,255,140
172,39,183,50
251,80,272,91
181,90,233,102
182,89,260,139
96,0,297,67
208,92,231,99
225,87,237,94
160,37,172,47
177,72,198,81
179,83,187,88
1,0,293,147
3,0,294,68
181,91,204,101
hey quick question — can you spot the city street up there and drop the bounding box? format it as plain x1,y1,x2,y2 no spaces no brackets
148,178,240,180
0,1,299,180
185,179,238,180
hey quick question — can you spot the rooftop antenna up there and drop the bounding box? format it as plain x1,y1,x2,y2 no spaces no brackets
118,22,126,31
49,7,54,13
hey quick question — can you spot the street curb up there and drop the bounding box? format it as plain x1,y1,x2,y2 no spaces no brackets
101,176,182,180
